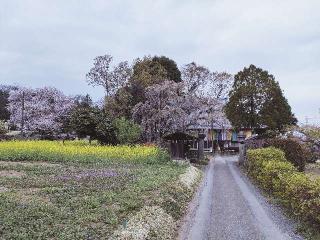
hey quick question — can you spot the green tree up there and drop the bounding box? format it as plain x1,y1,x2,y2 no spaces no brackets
152,56,181,82
225,65,296,131
69,104,98,140
260,82,297,130
95,113,117,145
0,90,9,120
129,56,182,104
69,95,117,144
104,87,133,119
131,56,180,87
114,117,141,144
0,85,13,121
0,120,8,134
129,56,167,104
105,56,182,120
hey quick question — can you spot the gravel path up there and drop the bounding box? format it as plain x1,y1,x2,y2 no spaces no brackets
178,154,304,240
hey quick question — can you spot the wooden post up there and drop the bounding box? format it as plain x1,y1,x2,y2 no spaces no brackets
238,131,246,165
198,133,206,161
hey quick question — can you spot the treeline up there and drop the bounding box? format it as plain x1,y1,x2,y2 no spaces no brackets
0,55,233,144
0,55,297,144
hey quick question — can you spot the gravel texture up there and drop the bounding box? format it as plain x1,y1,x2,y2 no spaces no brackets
179,154,304,240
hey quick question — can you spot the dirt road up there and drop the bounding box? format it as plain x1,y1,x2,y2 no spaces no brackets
179,154,304,240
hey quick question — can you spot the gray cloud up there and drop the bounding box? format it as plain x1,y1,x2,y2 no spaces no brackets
1,0,319,124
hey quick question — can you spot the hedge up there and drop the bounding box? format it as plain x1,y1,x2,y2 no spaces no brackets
265,138,312,171
246,147,320,229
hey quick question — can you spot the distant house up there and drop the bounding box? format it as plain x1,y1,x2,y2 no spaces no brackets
187,118,252,153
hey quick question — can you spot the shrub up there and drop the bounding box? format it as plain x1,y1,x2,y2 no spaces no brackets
114,117,141,145
246,147,320,229
247,147,286,162
281,173,320,223
246,147,286,177
256,160,295,194
265,138,311,171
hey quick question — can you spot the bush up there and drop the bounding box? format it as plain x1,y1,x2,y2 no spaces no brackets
257,160,295,194
281,173,320,224
95,117,117,145
114,117,141,145
246,148,290,191
247,147,287,162
246,147,320,229
246,147,286,176
265,138,311,171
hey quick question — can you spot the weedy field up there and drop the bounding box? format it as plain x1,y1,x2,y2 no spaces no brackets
0,141,195,239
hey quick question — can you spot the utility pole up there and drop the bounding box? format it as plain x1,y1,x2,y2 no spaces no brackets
21,91,25,135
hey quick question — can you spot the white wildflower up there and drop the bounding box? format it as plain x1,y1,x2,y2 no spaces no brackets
179,166,201,190
110,206,174,240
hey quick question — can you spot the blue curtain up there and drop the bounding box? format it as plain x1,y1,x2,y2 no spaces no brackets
232,131,238,142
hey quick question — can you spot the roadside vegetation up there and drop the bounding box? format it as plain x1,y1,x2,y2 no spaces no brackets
245,147,320,239
0,140,201,239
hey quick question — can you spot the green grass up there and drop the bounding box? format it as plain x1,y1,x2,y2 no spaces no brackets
0,141,190,239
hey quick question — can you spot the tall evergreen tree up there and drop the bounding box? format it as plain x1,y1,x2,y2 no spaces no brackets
69,95,98,139
0,85,17,121
225,65,296,131
152,56,182,82
0,88,10,121
260,82,297,130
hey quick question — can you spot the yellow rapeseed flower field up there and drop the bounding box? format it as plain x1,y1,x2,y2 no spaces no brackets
0,140,169,164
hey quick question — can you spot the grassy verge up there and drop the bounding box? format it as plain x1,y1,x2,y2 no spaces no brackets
0,140,201,239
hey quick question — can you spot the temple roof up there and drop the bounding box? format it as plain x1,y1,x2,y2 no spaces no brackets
163,132,196,141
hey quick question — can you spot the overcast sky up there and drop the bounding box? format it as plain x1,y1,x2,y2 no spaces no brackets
1,0,319,125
